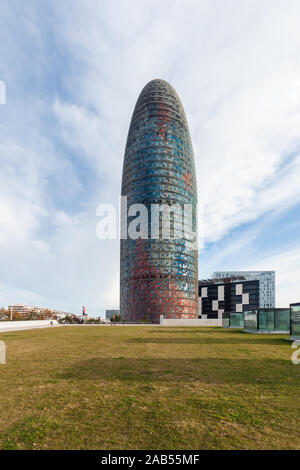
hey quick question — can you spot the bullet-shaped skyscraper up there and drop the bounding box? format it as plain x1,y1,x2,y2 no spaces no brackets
120,79,198,323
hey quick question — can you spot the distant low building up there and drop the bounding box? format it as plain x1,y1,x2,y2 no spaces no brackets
76,314,89,322
105,309,120,320
8,304,75,320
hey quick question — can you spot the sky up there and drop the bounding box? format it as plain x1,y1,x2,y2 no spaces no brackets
0,0,299,316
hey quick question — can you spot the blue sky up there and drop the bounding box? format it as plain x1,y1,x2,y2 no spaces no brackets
0,0,299,315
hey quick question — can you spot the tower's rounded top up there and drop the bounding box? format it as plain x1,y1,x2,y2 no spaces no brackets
139,78,178,98
133,78,185,126
123,77,197,201
144,78,173,87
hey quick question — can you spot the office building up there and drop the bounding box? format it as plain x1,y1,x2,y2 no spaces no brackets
120,79,198,323
105,309,120,320
198,278,259,319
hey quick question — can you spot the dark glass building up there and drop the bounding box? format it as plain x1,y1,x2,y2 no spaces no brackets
198,279,260,319
120,79,198,323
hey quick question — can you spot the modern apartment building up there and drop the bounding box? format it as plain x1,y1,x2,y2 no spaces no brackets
198,279,259,319
7,304,74,319
213,271,275,308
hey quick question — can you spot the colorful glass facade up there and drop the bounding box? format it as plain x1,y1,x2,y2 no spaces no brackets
120,79,198,323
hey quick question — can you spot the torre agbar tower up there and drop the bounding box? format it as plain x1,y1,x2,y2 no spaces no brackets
120,79,198,323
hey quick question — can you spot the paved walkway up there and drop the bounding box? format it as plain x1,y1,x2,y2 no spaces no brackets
0,324,59,333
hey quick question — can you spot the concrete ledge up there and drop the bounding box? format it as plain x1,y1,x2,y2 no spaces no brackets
59,323,157,327
244,329,289,334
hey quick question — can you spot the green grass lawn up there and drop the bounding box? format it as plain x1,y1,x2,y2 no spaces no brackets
0,325,299,449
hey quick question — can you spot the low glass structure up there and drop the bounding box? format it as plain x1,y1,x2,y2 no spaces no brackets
230,312,244,328
290,303,300,340
244,308,290,334
244,310,257,331
222,311,244,328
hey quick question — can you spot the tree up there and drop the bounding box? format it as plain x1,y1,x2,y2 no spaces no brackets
110,314,121,323
0,307,9,321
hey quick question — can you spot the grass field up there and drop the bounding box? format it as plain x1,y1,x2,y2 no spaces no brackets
0,325,299,450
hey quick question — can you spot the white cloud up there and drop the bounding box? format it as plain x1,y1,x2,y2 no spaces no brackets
53,0,300,243
253,246,300,307
0,0,300,312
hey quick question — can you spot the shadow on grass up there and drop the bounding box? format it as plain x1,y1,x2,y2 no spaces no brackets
151,328,287,337
150,327,285,338
55,356,298,385
151,327,222,334
129,336,288,345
